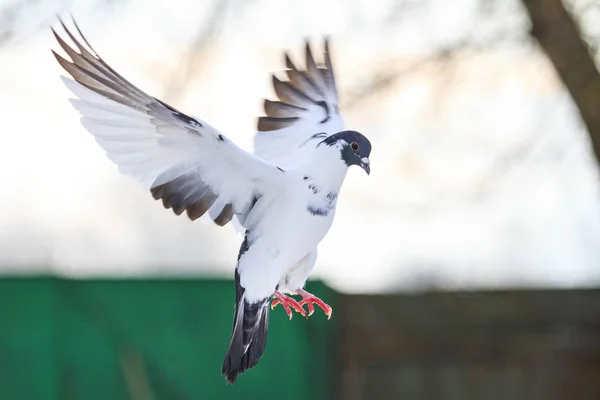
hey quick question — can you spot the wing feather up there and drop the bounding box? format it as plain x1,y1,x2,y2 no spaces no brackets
254,38,343,168
257,116,300,132
271,75,316,108
53,18,283,228
263,100,306,118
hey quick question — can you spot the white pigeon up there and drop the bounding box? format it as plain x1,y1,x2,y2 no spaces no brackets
51,18,371,384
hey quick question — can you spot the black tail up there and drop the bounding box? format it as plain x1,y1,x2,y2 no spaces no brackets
221,271,271,384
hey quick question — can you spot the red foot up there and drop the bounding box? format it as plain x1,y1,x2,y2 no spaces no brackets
297,289,333,319
271,291,307,319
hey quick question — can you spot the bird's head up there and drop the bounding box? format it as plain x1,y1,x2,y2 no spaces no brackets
319,130,371,175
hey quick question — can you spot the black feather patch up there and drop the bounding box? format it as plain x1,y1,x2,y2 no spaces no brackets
307,205,329,216
237,231,250,261
257,116,299,132
271,75,316,108
53,19,201,132
222,239,272,384
213,204,234,226
150,171,237,224
264,99,306,118
186,195,218,220
316,100,331,124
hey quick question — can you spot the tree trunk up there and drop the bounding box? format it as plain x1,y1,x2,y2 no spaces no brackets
523,0,600,165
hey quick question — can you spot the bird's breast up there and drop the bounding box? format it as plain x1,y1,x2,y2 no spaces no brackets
256,197,334,261
306,191,338,218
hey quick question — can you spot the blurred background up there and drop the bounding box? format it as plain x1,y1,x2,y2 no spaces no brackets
1,0,600,398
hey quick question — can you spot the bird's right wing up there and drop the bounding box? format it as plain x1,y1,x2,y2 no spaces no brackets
52,19,285,228
253,39,344,168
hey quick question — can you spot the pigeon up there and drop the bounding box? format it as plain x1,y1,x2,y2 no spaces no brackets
51,17,371,384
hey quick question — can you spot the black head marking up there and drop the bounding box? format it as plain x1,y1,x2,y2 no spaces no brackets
217,134,225,142
321,130,370,153
320,130,372,170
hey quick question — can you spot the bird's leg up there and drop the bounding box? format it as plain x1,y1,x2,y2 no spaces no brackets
271,291,307,319
297,289,332,319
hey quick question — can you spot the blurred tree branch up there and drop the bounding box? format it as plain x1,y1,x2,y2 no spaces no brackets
343,32,524,110
0,0,51,44
0,0,128,46
523,0,600,165
163,0,230,101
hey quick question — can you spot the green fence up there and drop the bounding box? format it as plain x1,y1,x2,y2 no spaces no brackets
0,277,337,400
5,278,598,400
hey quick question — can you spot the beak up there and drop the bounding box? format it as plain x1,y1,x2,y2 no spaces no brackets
360,157,370,175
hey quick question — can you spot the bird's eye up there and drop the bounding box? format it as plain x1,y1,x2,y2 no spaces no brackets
350,142,359,151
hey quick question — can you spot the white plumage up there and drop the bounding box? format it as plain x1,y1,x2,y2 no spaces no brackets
61,74,284,228
51,17,371,384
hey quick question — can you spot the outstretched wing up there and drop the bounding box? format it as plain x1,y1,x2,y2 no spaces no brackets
52,19,284,228
253,39,344,168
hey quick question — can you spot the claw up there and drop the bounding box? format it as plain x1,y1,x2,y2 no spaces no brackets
297,289,332,319
271,292,307,319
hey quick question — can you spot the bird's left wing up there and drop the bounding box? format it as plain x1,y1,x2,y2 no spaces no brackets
252,39,344,169
51,20,284,227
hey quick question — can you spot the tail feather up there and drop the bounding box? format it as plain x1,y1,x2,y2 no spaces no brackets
222,271,271,384
241,300,270,370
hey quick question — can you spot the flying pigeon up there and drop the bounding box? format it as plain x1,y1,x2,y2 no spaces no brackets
51,18,371,384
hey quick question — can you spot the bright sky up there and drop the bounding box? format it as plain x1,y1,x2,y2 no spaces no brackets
1,0,599,292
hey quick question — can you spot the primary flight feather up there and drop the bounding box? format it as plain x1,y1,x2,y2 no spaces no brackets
51,17,372,384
